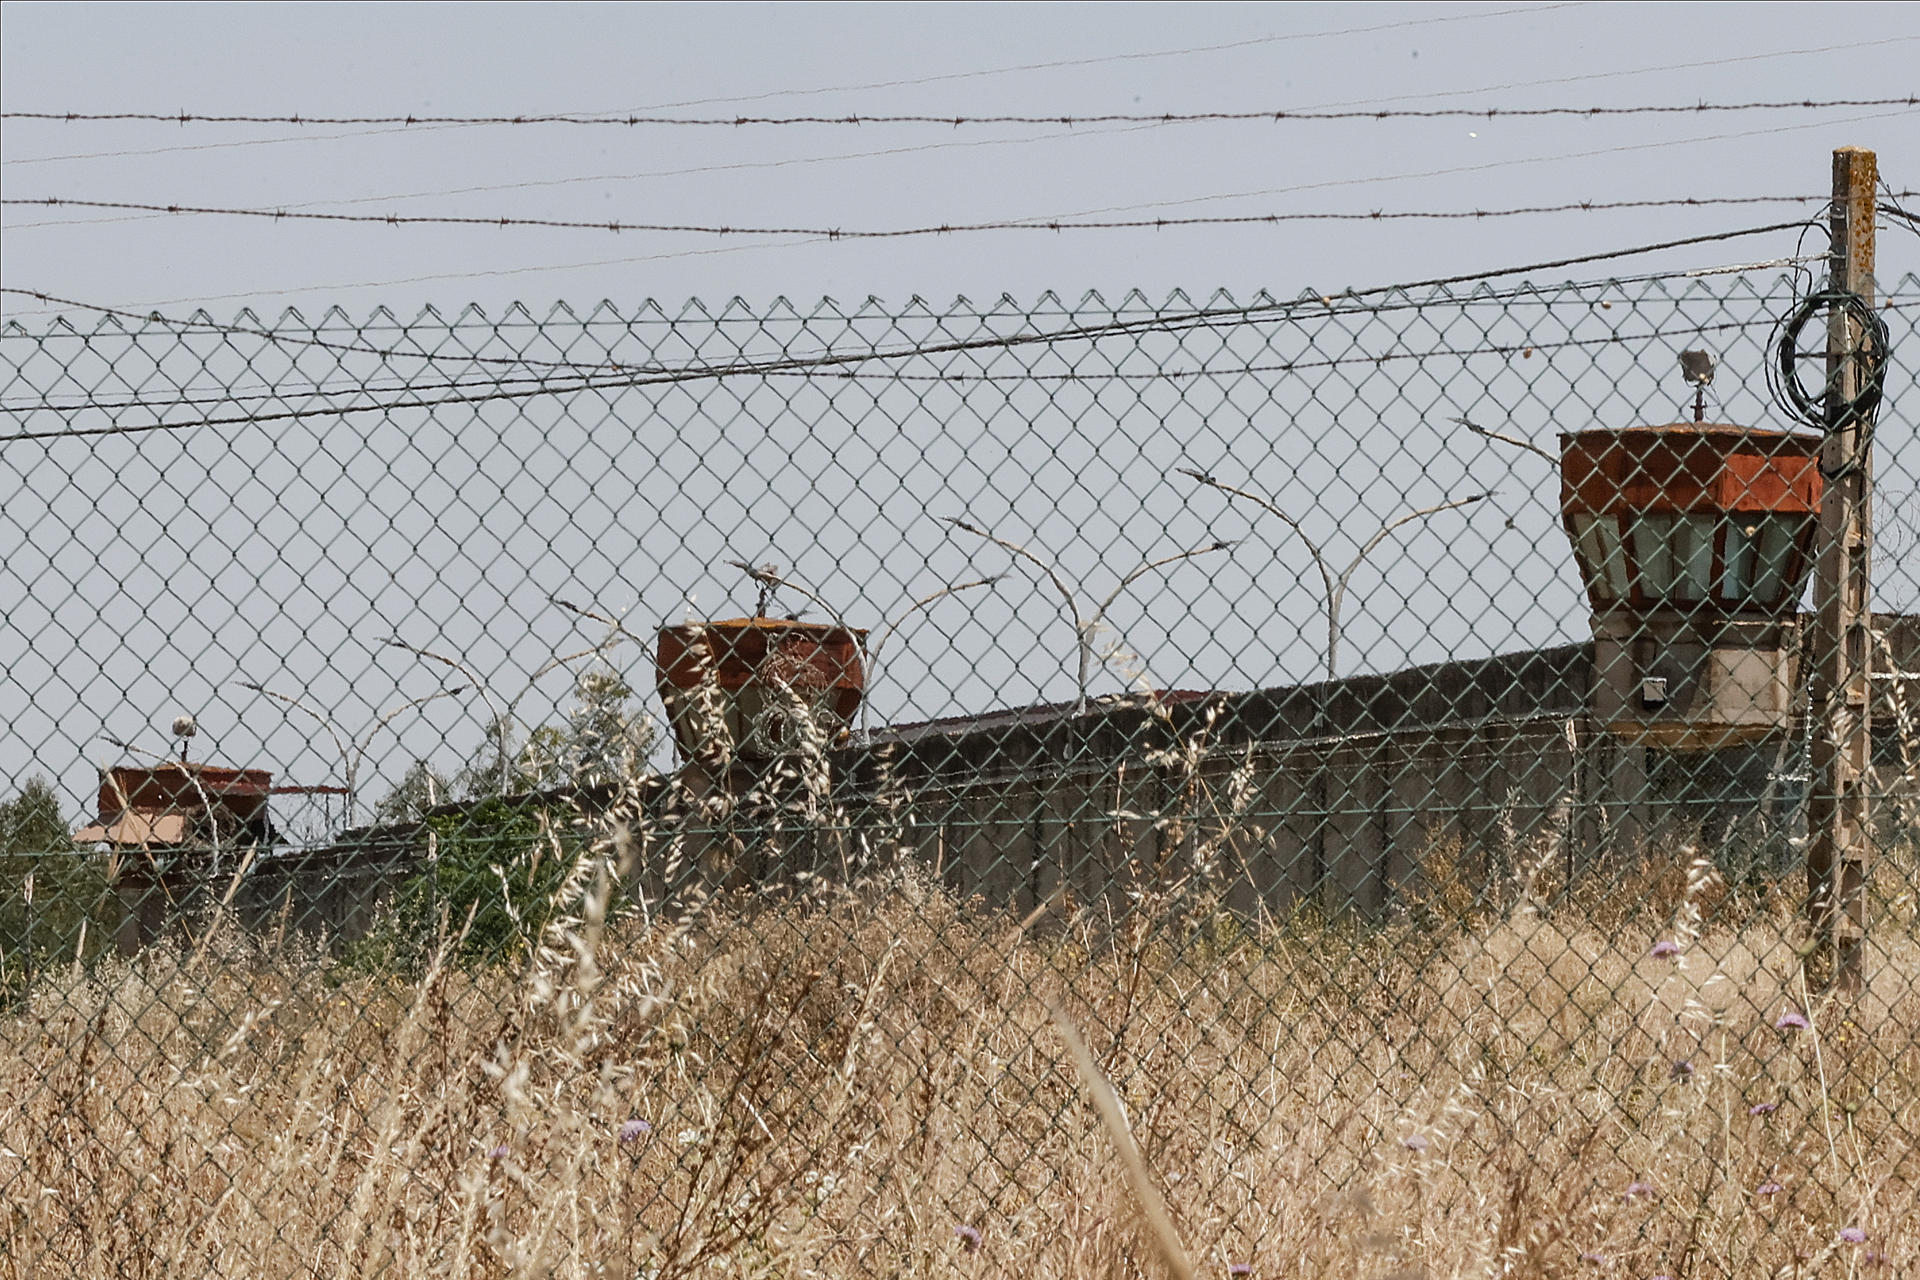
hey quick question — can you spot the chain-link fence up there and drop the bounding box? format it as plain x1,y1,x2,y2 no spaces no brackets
3,270,1918,1277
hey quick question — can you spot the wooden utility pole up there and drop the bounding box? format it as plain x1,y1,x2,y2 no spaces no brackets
1807,146,1877,992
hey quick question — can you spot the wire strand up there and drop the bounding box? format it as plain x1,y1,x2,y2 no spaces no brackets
10,34,1911,170
602,3,1591,111
1,123,1179,230
1013,114,1920,224
15,304,1910,420
7,98,1916,129
1,195,1836,240
0,321,1759,437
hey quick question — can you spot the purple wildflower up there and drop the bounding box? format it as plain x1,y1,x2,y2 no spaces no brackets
1578,1252,1606,1265
954,1224,982,1254
1840,1227,1868,1244
1625,1181,1656,1200
487,1143,510,1160
1669,1059,1694,1082
1650,940,1682,958
619,1118,652,1145
1403,1134,1431,1152
1776,1010,1810,1031
1748,1101,1779,1115
1755,1180,1784,1196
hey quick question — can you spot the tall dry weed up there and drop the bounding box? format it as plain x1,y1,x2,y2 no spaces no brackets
4,709,1918,1278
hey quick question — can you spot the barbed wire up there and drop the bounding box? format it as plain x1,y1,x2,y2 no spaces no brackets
1017,115,1920,224
1883,194,1920,238
8,98,1916,129
0,195,1838,240
10,37,1912,171
0,0,1595,176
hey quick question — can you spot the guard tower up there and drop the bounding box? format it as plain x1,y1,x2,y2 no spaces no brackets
655,618,866,764
74,761,275,953
1560,359,1823,751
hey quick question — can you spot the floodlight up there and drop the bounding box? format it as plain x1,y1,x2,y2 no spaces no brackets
1679,349,1714,386
1678,350,1715,421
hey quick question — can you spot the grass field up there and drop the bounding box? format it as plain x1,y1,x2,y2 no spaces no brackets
4,823,1916,1280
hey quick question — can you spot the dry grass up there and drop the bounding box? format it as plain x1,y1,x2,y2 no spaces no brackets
3,832,1918,1278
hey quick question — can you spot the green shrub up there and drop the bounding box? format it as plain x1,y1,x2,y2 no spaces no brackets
360,797,578,970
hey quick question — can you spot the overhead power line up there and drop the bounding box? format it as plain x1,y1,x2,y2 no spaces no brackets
8,299,1887,418
1,195,1834,241
0,323,1749,422
1028,112,1919,224
0,255,1823,385
20,303,1907,442
0,251,1829,385
8,98,1915,128
1279,36,1920,114
0,218,1827,444
0,123,1177,230
612,3,1590,110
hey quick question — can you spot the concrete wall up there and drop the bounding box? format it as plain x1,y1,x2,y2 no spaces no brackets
130,616,1920,947
833,618,1920,917
844,643,1602,916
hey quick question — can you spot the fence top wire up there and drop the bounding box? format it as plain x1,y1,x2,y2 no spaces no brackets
8,272,1917,443
0,194,1846,242
7,97,1917,127
9,258,1902,372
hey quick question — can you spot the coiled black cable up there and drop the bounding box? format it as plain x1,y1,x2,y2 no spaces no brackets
1769,287,1890,433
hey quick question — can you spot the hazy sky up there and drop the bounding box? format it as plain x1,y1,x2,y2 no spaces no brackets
3,1,1916,316
3,3,1918,824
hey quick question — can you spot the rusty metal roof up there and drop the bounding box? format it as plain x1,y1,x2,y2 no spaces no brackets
73,811,191,848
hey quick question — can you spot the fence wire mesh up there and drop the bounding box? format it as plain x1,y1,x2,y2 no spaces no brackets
3,271,1919,1277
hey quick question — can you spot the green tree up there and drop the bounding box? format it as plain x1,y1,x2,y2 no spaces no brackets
2,776,112,997
357,666,653,970
554,669,654,789
447,667,654,801
0,776,67,852
368,759,454,826
352,796,574,970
